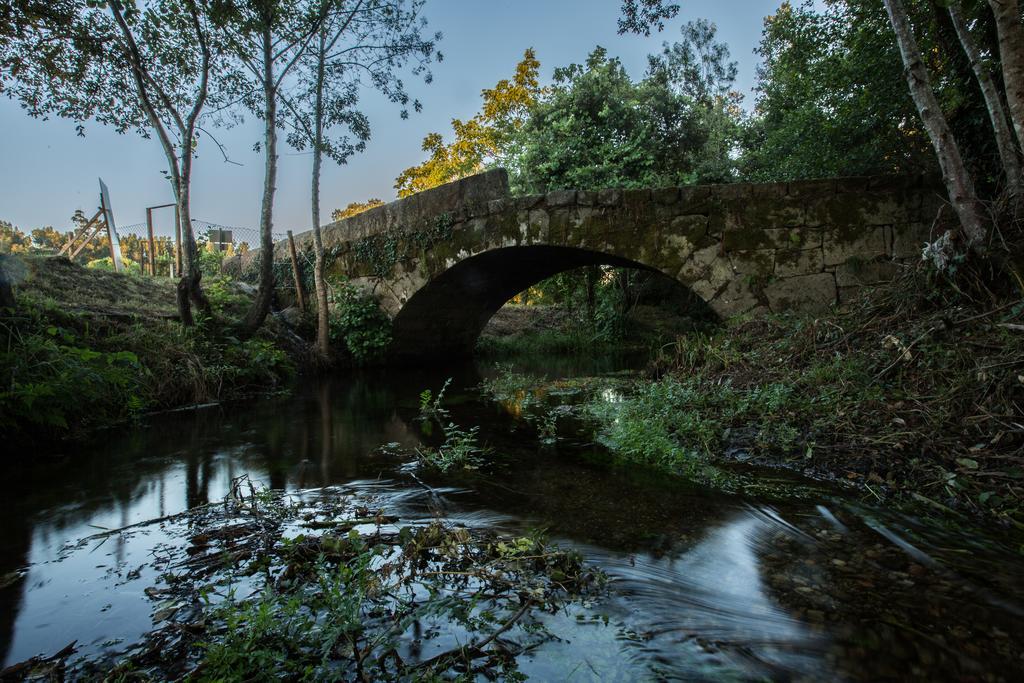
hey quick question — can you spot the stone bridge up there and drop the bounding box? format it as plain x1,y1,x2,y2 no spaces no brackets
232,169,945,358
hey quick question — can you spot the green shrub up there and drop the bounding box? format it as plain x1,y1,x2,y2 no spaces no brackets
328,279,392,365
0,314,145,437
86,256,142,275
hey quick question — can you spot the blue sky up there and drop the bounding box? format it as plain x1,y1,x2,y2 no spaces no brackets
0,0,792,237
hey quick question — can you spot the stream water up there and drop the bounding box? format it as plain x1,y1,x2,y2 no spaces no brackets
2,356,1024,681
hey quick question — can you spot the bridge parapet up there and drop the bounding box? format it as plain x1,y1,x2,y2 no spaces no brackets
225,169,947,357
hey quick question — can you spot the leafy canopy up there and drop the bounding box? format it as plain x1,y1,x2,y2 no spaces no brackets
394,48,541,197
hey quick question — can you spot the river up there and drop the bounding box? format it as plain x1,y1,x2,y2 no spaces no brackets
2,356,1023,680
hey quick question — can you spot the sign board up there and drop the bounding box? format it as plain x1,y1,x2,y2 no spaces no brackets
98,178,125,273
209,228,234,252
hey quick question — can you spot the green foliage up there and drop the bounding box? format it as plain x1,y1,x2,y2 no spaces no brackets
202,275,249,316
328,280,392,365
0,220,32,254
417,422,488,473
198,248,225,277
741,0,937,180
352,212,454,278
507,47,711,193
589,330,882,480
0,311,145,437
199,549,376,680
86,256,142,275
395,49,542,197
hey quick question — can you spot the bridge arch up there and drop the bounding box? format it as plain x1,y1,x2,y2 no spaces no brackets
231,169,945,360
389,245,703,358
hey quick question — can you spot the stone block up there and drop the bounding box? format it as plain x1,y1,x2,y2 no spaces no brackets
764,273,837,313
715,183,752,202
597,188,621,206
723,227,775,251
710,277,760,316
577,191,597,206
621,188,653,211
738,195,806,228
677,244,730,291
833,258,899,287
652,187,680,205
774,247,824,277
527,209,549,240
678,185,714,211
669,214,708,241
750,182,787,198
728,250,774,277
890,223,929,259
787,178,836,198
762,227,820,250
487,198,508,214
821,226,888,265
834,177,871,193
513,195,544,211
546,189,576,207
806,192,906,228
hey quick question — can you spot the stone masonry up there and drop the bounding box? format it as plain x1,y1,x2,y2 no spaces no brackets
227,168,947,358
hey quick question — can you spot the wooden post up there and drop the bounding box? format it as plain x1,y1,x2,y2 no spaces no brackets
287,230,307,312
146,207,157,276
70,219,107,260
174,205,182,279
59,209,103,257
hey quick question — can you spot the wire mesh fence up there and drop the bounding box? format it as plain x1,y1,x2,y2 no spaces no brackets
38,218,291,278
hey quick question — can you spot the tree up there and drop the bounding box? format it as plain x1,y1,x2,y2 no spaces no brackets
617,0,679,35
507,47,707,193
394,48,540,197
225,0,326,338
281,0,439,358
988,0,1024,157
647,19,744,182
883,0,987,246
742,1,936,181
331,199,385,221
0,222,32,254
0,0,223,324
948,1,1023,200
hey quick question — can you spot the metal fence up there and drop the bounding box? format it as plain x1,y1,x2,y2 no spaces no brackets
109,219,288,277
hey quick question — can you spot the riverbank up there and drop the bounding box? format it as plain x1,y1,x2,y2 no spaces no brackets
0,256,300,446
489,266,1024,528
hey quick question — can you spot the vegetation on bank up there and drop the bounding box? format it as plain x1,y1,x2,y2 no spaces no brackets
0,256,296,445
491,264,1023,527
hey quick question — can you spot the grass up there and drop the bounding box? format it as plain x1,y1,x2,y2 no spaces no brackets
1,255,296,446
586,265,1024,526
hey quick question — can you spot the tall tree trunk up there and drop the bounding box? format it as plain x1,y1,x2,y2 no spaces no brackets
950,3,1024,199
177,153,211,322
989,0,1024,153
311,29,331,359
883,0,988,248
240,28,279,337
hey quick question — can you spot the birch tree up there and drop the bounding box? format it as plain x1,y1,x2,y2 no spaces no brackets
882,0,988,247
223,0,325,338
0,0,223,323
283,0,438,358
988,0,1024,153
949,2,1023,201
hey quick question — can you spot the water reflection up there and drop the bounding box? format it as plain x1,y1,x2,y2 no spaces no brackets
1,359,1024,680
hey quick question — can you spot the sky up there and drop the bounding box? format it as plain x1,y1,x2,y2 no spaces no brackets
0,0,795,238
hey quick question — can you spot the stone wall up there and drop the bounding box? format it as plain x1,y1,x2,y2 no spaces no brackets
225,170,947,356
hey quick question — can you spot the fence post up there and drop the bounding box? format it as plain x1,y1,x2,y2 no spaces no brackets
174,205,182,279
287,230,307,313
146,207,157,276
